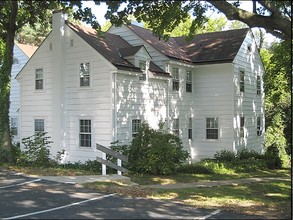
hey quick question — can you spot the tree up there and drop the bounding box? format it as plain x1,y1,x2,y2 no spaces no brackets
105,1,291,42
0,0,101,162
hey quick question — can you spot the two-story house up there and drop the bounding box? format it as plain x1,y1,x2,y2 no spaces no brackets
16,11,265,163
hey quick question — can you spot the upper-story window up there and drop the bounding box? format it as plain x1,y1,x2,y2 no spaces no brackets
186,70,192,93
257,75,261,95
239,69,245,93
172,67,179,91
139,60,146,81
35,68,44,90
80,62,90,87
13,58,19,65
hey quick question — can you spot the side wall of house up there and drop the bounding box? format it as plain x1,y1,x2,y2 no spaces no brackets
62,26,116,163
233,31,265,153
10,45,29,143
191,63,234,161
113,72,169,145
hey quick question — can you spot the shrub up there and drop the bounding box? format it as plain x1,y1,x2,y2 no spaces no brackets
127,122,189,175
214,149,236,162
18,132,53,166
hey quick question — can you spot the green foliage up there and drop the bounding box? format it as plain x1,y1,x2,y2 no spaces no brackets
125,122,189,175
18,132,53,166
214,149,236,162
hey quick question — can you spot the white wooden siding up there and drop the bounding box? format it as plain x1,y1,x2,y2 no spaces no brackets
10,45,30,143
233,31,265,152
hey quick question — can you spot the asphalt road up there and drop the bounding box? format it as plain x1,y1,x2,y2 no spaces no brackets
0,170,263,219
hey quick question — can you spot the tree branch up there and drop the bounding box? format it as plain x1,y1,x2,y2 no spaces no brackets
207,0,291,41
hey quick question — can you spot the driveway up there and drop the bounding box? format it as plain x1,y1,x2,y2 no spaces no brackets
0,170,263,219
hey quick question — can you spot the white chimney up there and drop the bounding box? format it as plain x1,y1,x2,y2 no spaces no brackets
52,9,67,35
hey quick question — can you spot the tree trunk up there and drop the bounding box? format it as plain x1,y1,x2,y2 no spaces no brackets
0,1,18,163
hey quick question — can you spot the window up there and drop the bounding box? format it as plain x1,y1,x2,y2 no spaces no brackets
80,62,90,87
34,119,44,134
35,68,44,90
79,119,91,147
10,117,18,136
240,116,245,138
186,71,192,92
132,119,141,138
206,117,218,140
239,70,245,93
257,75,261,95
188,117,192,140
49,43,52,50
257,117,262,136
172,68,179,91
139,61,146,81
70,39,74,47
173,118,179,136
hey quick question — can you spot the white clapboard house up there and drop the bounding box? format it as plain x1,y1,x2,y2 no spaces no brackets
16,11,265,163
10,42,37,143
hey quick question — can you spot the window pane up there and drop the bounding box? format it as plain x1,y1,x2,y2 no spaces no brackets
132,119,141,137
240,70,245,92
186,83,192,92
206,118,218,140
79,119,91,147
35,69,43,90
35,119,44,133
80,63,90,87
139,61,146,70
11,118,18,136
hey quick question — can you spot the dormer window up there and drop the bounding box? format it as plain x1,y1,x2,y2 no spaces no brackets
139,60,146,81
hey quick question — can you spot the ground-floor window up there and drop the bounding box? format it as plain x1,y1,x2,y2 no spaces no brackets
132,119,141,138
206,117,218,140
188,117,192,140
79,119,92,147
257,116,262,136
173,118,179,136
34,118,44,134
10,117,18,136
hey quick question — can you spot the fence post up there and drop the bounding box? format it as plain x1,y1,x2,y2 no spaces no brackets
102,152,106,175
117,159,122,175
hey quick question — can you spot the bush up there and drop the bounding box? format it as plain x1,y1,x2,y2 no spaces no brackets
127,122,189,175
18,132,53,166
214,149,236,162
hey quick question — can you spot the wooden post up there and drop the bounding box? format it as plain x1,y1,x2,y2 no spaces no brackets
102,152,106,175
117,159,122,175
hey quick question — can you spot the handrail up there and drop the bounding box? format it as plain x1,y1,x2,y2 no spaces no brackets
96,143,128,175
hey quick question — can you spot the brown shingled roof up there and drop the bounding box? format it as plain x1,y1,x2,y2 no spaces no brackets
15,42,38,58
66,21,142,73
174,28,249,64
128,24,249,64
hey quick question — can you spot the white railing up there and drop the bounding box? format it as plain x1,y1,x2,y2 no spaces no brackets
96,143,128,175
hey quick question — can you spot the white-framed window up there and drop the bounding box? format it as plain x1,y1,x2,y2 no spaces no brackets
206,117,218,140
240,116,245,138
34,118,45,134
139,60,146,81
79,119,92,147
13,58,19,65
186,70,192,93
132,119,141,138
239,69,245,93
188,117,192,140
257,116,262,136
173,118,179,136
35,68,44,90
10,117,18,136
80,62,90,87
257,75,261,95
172,67,179,91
